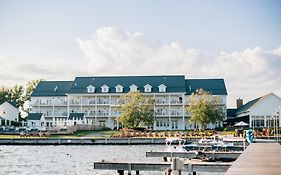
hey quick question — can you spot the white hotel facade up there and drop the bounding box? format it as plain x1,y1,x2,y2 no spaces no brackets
29,75,227,130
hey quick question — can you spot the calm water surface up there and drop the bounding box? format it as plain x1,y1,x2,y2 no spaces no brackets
0,145,222,175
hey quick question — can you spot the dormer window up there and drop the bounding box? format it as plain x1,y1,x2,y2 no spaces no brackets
87,85,95,93
129,84,138,92
115,84,123,93
101,85,109,93
158,84,166,92
144,84,152,93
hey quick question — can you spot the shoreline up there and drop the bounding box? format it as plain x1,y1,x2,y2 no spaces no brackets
0,138,167,145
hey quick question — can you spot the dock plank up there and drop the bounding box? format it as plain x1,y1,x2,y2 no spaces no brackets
94,160,231,172
225,143,281,175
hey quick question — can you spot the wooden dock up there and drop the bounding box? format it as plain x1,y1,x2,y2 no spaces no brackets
94,160,231,174
146,151,241,160
225,143,281,175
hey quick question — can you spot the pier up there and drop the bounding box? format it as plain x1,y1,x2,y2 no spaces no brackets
94,160,231,175
225,143,281,175
146,151,241,160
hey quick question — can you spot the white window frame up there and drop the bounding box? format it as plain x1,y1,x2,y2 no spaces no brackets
144,84,152,92
129,84,138,92
158,84,167,92
115,84,123,93
87,85,95,93
101,85,109,93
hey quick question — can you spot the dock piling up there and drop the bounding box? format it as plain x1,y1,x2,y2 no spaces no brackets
117,170,124,175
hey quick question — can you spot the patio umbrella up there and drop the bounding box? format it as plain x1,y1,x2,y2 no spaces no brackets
234,121,249,127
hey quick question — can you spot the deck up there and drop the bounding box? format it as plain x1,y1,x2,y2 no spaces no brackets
94,160,231,174
146,151,241,160
225,143,281,175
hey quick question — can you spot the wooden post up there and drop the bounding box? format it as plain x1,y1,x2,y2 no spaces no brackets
188,163,192,175
128,163,132,175
117,170,124,175
136,170,140,175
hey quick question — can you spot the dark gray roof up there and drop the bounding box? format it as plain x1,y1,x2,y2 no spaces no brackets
30,75,228,96
31,81,73,96
227,109,237,119
27,113,43,120
68,75,186,94
0,100,17,108
185,79,227,95
236,97,262,114
68,113,85,120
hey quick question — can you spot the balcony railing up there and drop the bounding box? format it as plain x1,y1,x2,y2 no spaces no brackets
155,99,169,104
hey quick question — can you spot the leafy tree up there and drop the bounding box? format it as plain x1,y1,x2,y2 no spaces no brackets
24,79,43,101
187,88,224,131
0,86,9,101
117,91,155,129
9,85,25,108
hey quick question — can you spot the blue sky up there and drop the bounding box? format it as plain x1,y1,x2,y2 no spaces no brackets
0,0,280,107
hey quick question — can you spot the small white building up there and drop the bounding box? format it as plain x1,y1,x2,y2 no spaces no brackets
235,93,281,128
26,113,46,130
0,101,19,125
68,113,85,125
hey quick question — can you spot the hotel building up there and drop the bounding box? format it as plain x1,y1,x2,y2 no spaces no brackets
29,75,227,130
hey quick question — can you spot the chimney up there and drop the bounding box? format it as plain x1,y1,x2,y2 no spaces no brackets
236,98,243,109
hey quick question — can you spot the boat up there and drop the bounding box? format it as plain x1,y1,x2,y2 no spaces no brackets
183,135,236,151
165,138,188,152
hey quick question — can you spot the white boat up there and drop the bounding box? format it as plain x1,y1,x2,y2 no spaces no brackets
165,138,187,152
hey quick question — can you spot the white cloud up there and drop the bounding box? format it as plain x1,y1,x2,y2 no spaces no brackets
1,27,280,107
76,27,281,107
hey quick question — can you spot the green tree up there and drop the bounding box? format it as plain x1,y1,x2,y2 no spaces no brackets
117,91,155,129
187,88,224,131
0,86,9,101
24,79,43,101
8,85,25,108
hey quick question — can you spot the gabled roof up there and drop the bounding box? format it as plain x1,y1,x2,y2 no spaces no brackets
68,75,186,93
185,79,227,95
31,81,73,97
27,113,43,120
68,113,85,120
235,97,262,114
0,100,17,108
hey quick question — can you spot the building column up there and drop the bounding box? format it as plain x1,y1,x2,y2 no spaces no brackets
168,94,171,130
182,94,185,130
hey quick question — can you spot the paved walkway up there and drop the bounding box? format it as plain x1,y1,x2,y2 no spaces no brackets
225,143,281,175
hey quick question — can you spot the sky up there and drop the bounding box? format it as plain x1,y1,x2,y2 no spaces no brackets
0,0,280,108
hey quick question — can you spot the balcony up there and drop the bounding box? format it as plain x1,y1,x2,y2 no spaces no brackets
69,100,80,106
96,99,110,105
170,100,183,105
40,101,53,106
155,99,169,105
170,111,182,116
155,112,169,116
82,100,96,105
53,101,67,106
53,111,68,117
96,111,109,116
111,111,120,116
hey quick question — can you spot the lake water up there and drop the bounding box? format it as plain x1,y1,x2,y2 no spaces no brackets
0,145,223,175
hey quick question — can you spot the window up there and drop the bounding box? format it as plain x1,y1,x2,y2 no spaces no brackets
130,84,138,92
101,85,109,93
158,84,167,92
87,85,95,93
144,84,152,92
115,84,123,93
